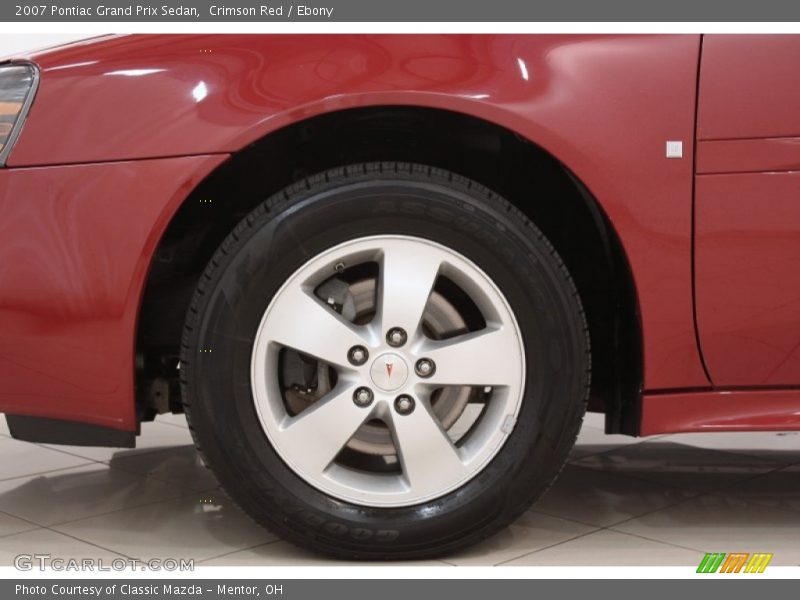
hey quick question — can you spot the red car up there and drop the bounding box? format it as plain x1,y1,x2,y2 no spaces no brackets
1,34,798,559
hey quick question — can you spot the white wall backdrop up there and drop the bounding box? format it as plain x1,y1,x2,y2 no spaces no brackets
0,34,91,59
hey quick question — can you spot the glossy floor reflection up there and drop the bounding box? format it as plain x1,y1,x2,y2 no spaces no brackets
0,413,797,566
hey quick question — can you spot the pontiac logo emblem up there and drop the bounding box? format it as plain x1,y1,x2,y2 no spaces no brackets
370,353,407,391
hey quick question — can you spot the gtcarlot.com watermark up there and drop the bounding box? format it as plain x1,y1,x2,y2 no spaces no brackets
14,554,194,572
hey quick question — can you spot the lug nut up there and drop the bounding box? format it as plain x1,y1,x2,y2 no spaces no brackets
347,345,369,366
394,394,415,415
386,327,407,347
353,387,374,407
414,358,436,378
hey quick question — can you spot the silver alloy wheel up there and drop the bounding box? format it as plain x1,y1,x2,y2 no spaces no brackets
250,235,525,507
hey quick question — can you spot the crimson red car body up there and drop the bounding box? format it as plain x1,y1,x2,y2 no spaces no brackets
1,34,799,437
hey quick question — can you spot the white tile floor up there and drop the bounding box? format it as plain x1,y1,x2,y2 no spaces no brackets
0,412,797,566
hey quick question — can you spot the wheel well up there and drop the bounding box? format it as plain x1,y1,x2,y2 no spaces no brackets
135,106,643,435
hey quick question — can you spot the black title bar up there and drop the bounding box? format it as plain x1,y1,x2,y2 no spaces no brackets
4,0,800,22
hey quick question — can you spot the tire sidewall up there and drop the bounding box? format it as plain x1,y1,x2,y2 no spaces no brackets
184,167,588,557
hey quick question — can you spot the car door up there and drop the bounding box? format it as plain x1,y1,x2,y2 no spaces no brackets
695,34,800,386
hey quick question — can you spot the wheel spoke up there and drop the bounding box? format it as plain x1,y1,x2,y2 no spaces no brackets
275,384,369,476
377,243,442,338
265,285,369,367
387,400,466,489
420,327,521,387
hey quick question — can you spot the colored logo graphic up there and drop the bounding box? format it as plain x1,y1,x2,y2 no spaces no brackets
697,552,773,573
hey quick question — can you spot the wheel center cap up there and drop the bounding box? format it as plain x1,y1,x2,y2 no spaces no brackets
369,352,409,392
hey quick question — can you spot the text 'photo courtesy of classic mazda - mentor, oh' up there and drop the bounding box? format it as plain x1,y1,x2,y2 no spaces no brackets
0,34,798,559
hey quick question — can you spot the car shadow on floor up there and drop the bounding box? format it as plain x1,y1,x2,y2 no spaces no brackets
0,439,796,565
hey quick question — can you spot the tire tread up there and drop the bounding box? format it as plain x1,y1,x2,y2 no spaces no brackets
180,162,590,560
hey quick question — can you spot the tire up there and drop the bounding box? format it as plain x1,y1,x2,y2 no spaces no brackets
181,162,590,560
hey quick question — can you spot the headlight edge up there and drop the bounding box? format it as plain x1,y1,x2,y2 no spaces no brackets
0,61,40,168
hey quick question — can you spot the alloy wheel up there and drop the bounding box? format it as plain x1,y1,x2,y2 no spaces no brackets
250,235,525,507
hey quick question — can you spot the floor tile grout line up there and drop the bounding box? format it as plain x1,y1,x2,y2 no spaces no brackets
527,508,604,529
0,508,44,538
532,453,706,520
555,461,725,520
542,441,798,537
492,527,603,566
0,526,41,539
33,440,189,466
0,431,108,465
602,526,708,555
526,480,706,542
591,489,704,530
438,511,606,565
697,487,800,518
45,489,203,530
0,486,203,533
690,456,799,494
20,419,193,464
0,450,220,527
0,450,209,498
0,461,98,484
6,436,221,499
39,524,140,561
19,501,277,566
30,442,113,465
521,454,800,558
24,443,127,467
492,516,708,567
583,458,800,544
195,539,284,564
584,489,714,555
0,526,44,540
712,456,800,485
0,527,136,565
